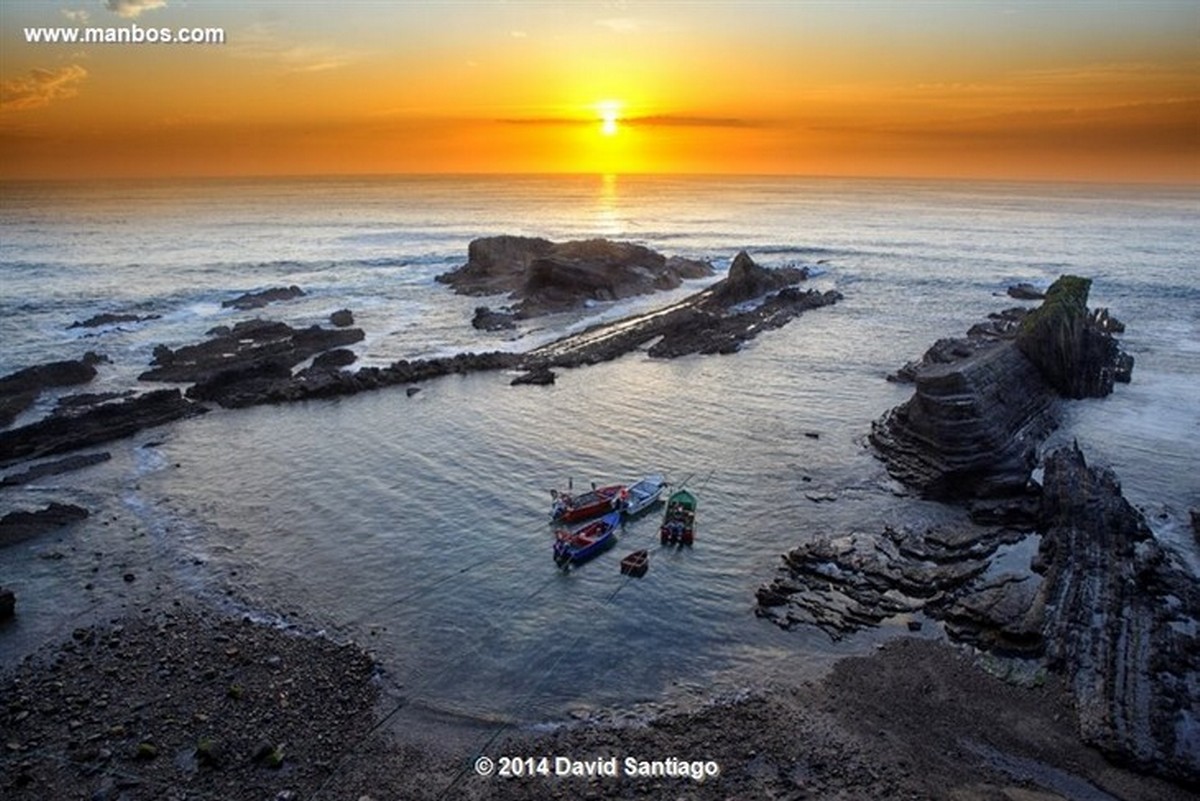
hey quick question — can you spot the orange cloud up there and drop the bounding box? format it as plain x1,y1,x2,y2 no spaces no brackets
0,65,89,113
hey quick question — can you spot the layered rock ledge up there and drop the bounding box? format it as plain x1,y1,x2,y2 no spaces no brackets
870,275,1131,500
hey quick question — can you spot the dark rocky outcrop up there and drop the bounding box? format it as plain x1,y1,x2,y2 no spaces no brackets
510,367,556,386
329,308,354,327
0,452,111,488
69,312,161,329
1006,283,1045,301
870,341,1058,498
140,319,364,385
531,251,840,366
1015,276,1132,399
0,389,204,468
221,285,306,310
308,349,357,371
0,502,89,547
871,276,1131,499
436,236,713,317
471,306,517,331
1,353,104,428
0,586,12,621
1035,445,1199,782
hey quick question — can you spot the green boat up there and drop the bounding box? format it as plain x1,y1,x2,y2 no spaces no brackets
660,488,696,545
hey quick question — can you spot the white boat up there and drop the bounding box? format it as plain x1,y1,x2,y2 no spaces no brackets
622,474,666,517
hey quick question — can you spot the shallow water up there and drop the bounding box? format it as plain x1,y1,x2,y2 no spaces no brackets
1,174,1197,730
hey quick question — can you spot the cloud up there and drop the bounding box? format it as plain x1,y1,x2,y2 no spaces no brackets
104,0,166,18
500,113,763,129
509,30,527,38
595,18,644,33
0,65,88,112
62,8,90,23
231,23,355,74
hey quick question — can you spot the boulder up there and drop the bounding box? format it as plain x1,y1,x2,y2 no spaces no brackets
511,367,556,386
309,349,357,371
471,306,517,331
221,285,306,310
329,309,354,327
0,586,12,621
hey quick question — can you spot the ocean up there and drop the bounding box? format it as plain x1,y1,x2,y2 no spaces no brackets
1,174,1197,737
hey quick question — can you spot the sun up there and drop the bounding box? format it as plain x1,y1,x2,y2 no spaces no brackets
597,100,622,136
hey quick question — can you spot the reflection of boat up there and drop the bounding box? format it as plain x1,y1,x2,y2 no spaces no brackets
620,549,649,577
551,484,625,523
660,488,696,545
622,475,666,517
554,511,621,566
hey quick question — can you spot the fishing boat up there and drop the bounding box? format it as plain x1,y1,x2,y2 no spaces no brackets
621,474,666,517
550,483,625,523
553,510,621,566
619,549,649,577
660,488,697,545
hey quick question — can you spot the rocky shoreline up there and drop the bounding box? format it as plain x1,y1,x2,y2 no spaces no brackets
4,604,1193,801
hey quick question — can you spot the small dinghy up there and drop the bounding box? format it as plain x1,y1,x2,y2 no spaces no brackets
619,549,649,577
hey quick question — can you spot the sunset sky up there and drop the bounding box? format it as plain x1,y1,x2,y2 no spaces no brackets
1,1,1197,182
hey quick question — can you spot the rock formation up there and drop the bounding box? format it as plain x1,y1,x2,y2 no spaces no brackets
1035,445,1199,781
0,452,111,488
69,312,161,329
221,285,306,310
870,342,1058,498
1015,276,1133,398
329,309,354,327
871,276,1131,499
140,319,364,385
0,353,105,429
0,389,204,468
436,236,713,317
0,502,89,547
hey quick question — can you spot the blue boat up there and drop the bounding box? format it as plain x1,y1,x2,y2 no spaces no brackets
553,510,620,567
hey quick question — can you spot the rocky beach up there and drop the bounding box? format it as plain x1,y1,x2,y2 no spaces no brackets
3,178,1198,801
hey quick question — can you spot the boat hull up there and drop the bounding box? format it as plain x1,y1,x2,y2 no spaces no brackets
554,511,621,566
660,488,697,545
551,484,624,523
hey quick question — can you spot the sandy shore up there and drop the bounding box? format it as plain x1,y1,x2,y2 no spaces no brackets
2,604,1194,801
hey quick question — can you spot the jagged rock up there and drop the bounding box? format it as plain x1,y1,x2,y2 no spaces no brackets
1,353,103,428
53,391,135,415
511,367,556,386
1007,283,1045,301
0,452,112,488
1191,509,1200,541
472,306,517,331
68,312,160,329
870,341,1057,499
705,251,807,307
221,285,306,310
0,586,12,621
967,492,1042,528
0,389,205,468
436,236,713,317
1015,275,1132,399
0,502,89,546
1036,444,1199,782
329,309,354,327
140,319,364,384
